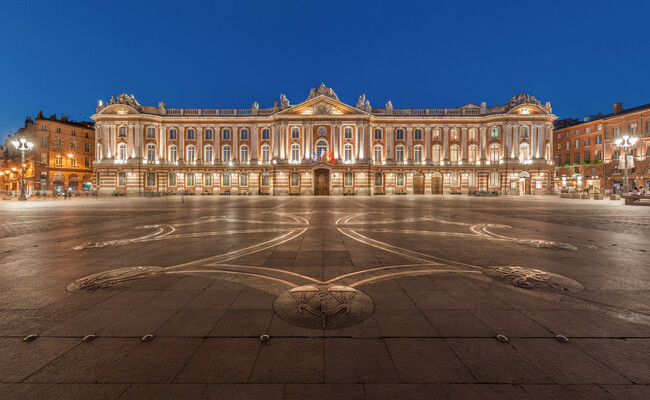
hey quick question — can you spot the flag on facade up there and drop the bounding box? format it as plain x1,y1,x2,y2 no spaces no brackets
327,149,335,164
312,150,318,162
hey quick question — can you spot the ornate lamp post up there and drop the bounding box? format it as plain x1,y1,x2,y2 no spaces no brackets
11,138,33,201
614,135,638,194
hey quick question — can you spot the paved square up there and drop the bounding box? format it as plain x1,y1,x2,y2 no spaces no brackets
1,196,649,399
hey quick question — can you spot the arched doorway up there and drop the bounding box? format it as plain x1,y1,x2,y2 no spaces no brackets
413,172,425,194
431,172,443,194
52,173,64,193
68,174,79,191
519,171,531,195
314,168,330,195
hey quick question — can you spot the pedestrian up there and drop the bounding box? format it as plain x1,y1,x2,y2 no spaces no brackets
632,187,640,195
641,187,646,195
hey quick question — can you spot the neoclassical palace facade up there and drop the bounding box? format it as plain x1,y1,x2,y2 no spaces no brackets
92,85,556,196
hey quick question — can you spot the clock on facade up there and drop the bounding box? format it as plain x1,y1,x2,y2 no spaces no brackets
317,126,326,135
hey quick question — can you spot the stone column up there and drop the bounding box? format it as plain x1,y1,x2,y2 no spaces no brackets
251,124,259,163
103,124,110,159
461,127,468,163
386,125,394,164
503,125,510,159
406,126,413,164
425,125,431,164
530,124,537,160
215,125,221,163
232,126,238,163
480,126,487,161
179,126,185,163
197,126,203,163
128,124,135,158
160,126,166,161
279,123,286,160
443,127,449,162
272,123,279,160
513,124,519,159
334,123,341,160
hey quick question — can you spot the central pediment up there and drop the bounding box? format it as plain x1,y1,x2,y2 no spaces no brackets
277,95,368,117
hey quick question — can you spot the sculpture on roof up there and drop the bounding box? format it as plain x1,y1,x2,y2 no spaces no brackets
364,100,371,113
356,94,366,109
508,93,540,108
385,100,393,113
280,94,290,109
306,83,339,101
109,93,142,110
252,102,259,115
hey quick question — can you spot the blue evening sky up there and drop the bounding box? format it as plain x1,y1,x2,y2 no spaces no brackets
1,0,648,142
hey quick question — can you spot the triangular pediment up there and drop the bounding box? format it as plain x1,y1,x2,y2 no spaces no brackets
277,95,368,116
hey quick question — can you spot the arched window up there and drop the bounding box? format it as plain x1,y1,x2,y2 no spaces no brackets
396,128,404,140
117,142,127,161
291,127,300,139
343,143,353,162
374,172,383,187
204,128,213,140
186,145,195,163
469,172,478,187
222,172,230,186
261,128,270,140
261,172,270,187
414,145,423,163
85,141,90,152
449,145,459,164
489,143,500,163
291,143,300,162
520,126,529,138
344,127,353,139
290,171,300,187
261,145,270,163
147,127,156,138
204,172,213,186
469,128,477,140
519,142,530,161
374,128,382,140
240,173,248,187
168,172,177,186
146,144,156,162
468,145,478,164
396,145,405,163
490,127,499,139
450,172,460,187
374,145,383,164
432,129,440,140
222,129,231,140
396,172,405,187
489,172,500,187
169,145,178,163
315,139,328,159
117,171,126,187
432,145,441,164
450,129,459,140
344,171,353,187
204,145,213,163
55,154,62,166
187,129,195,140
169,128,177,140
414,128,422,140
240,145,249,163
118,126,127,137
185,172,195,187
146,172,156,187
222,145,231,163
240,129,249,140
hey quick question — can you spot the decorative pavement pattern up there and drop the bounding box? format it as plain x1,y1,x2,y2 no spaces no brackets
0,196,649,399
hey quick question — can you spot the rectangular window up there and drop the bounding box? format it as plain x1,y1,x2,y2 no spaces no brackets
414,129,423,140
343,127,352,139
556,143,561,151
147,127,156,138
565,132,570,138
187,129,195,140
374,129,382,140
596,150,602,161
41,153,47,164
535,181,543,190
597,124,602,131
169,129,177,140
630,124,637,135
585,127,590,133
41,125,47,130
41,137,47,147
557,133,561,139
585,137,590,146
85,157,90,167
241,129,249,140
596,135,602,144
71,141,77,150
574,139,579,148
56,127,61,133
223,129,231,140
396,129,404,140
585,152,590,162
565,154,570,164
55,138,62,148
70,157,77,166
262,128,270,140
565,142,570,150
205,129,213,140
71,130,76,136
468,129,476,140
613,127,620,136
574,153,580,163
575,129,580,135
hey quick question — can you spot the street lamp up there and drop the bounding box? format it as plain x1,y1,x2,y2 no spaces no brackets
11,138,33,201
614,135,638,194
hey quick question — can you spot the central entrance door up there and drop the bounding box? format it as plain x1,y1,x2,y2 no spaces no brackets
432,175,443,194
314,169,330,195
413,172,425,194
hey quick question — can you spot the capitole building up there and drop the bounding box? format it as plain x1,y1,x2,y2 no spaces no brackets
91,84,556,196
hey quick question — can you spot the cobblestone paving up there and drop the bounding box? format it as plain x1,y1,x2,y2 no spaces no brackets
0,196,649,399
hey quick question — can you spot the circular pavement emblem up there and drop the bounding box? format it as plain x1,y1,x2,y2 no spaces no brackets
484,266,584,293
273,284,374,330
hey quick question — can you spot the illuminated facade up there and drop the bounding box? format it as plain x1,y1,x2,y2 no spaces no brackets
92,85,556,196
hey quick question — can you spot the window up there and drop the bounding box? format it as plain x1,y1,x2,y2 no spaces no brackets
557,133,561,139
147,127,156,138
450,129,459,140
565,154,570,164
56,127,61,133
117,142,127,161
222,172,230,186
262,128,270,140
344,171,353,187
70,157,77,167
261,145,270,163
343,143,353,162
469,172,477,187
205,129,213,140
70,140,77,150
290,143,300,162
468,145,478,164
169,129,177,140
85,142,90,152
590,167,596,176
489,172,500,187
575,129,581,136
396,129,404,140
433,129,440,140
240,145,249,163
85,157,90,167
344,127,352,139
450,172,459,187
186,145,195,162
169,145,178,163
490,127,499,139
566,142,570,150
395,145,404,163
118,126,127,137
205,145,213,163
396,172,405,187
374,172,383,187
187,129,195,140
613,127,620,137
374,128,382,140
574,139,579,148
290,172,300,187
414,129,422,140
414,145,423,163
585,152,590,162
168,172,177,186
520,126,529,138
585,137,591,146
261,172,270,187
240,173,248,187
597,124,602,131
55,155,62,166
574,153,580,163
630,123,637,135
596,135,602,144
469,129,477,140
85,132,89,138
222,145,231,162
596,150,602,161
55,138,62,148
241,129,249,140
316,140,328,158
565,132,570,138
41,125,47,130
41,137,47,147
489,143,500,163
204,173,213,186
147,144,156,162
223,129,231,140
557,143,561,151
117,171,126,187
450,145,459,164
146,172,156,187
519,143,530,161
586,127,591,134
40,153,47,164
374,145,382,164
186,173,195,187
432,145,441,164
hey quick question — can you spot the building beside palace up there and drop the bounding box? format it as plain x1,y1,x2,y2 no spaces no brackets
554,102,650,194
4,112,95,194
91,85,556,196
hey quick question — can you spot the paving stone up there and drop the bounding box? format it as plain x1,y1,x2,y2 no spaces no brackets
601,384,650,400
572,339,650,384
174,338,260,383
99,309,177,337
182,290,243,309
364,384,448,399
155,309,226,337
0,337,79,382
405,291,465,310
422,310,495,337
249,338,324,383
521,384,616,399
117,384,207,399
443,383,530,399
374,309,439,337
230,289,277,309
209,309,273,337
0,383,128,400
203,384,285,399
284,384,365,400
324,339,399,383
472,310,551,337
